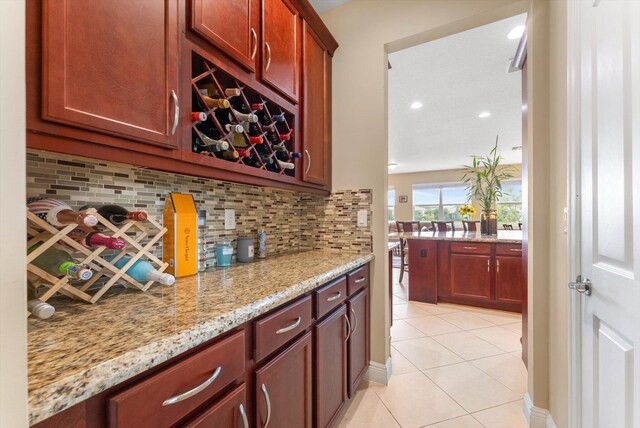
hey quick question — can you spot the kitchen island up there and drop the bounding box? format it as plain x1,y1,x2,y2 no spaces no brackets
391,230,524,312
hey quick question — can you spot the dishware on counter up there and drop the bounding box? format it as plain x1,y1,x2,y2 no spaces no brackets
237,236,254,263
258,230,267,259
215,240,233,267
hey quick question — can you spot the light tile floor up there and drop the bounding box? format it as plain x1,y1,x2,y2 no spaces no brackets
337,268,528,428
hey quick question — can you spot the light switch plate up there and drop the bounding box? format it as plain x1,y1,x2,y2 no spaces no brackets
357,210,367,227
224,209,235,230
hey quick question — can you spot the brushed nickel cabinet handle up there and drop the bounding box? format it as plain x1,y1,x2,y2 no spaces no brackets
510,248,523,252
261,384,272,428
170,90,179,135
497,259,500,272
344,312,351,342
487,259,490,272
463,246,477,250
265,42,272,71
239,403,249,428
276,316,301,334
351,308,358,334
250,28,258,60
305,149,311,175
354,277,366,284
162,366,221,406
327,291,342,302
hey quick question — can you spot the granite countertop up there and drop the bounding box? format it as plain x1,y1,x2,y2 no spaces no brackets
28,250,373,425
390,230,522,244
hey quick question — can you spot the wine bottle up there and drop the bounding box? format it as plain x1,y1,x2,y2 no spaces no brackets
272,113,286,122
27,282,55,320
80,205,148,224
230,109,258,124
251,103,264,111
290,152,302,158
224,123,245,134
222,150,240,161
272,144,287,152
278,133,291,141
222,88,241,97
106,256,175,285
193,138,230,153
69,227,126,250
244,155,262,167
261,123,276,132
201,96,230,109
266,133,281,144
236,148,252,158
29,245,93,280
191,112,207,123
259,155,274,165
276,159,295,170
248,136,264,145
28,198,98,228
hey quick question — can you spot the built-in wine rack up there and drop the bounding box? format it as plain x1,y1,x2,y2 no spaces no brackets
191,53,297,177
26,208,168,307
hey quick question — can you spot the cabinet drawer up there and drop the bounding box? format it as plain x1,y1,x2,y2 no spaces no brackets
108,330,245,428
450,242,492,255
183,384,248,428
496,243,523,256
255,295,313,362
347,264,369,295
315,276,347,320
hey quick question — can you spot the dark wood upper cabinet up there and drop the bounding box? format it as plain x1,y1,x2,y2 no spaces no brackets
495,256,524,305
190,0,258,71
255,332,312,428
450,254,492,301
347,288,369,398
315,305,348,428
261,0,299,102
302,21,330,187
41,0,180,148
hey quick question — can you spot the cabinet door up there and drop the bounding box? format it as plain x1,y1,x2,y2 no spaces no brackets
255,332,312,428
495,256,524,305
261,0,299,101
302,21,329,187
191,0,258,71
347,288,369,397
315,305,348,428
183,384,249,428
42,0,179,148
450,254,491,301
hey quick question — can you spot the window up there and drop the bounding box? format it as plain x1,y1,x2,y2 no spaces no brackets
388,188,395,221
413,183,469,222
497,180,522,225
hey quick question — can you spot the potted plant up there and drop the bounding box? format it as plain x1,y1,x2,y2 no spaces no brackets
461,137,513,235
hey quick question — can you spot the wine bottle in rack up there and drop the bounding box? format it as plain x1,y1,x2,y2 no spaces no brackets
272,113,286,123
106,256,176,285
274,150,290,162
69,227,126,250
222,150,240,161
243,154,262,168
227,126,248,148
229,109,258,124
191,112,207,123
27,282,55,319
260,155,275,165
80,205,148,224
224,123,245,134
236,148,252,158
290,152,302,159
201,96,230,109
276,159,295,170
248,136,264,145
29,245,93,280
266,133,282,144
279,133,291,141
261,123,277,132
28,198,98,227
193,138,230,153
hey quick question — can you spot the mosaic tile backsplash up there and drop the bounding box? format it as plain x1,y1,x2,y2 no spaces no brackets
27,150,372,266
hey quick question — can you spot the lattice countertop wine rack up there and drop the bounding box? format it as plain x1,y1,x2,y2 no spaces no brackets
26,208,168,306
191,52,297,177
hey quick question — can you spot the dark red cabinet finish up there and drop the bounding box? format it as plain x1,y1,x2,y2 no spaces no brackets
302,21,330,187
450,254,492,301
407,239,438,303
496,256,525,305
347,288,369,398
183,384,248,428
261,0,299,102
42,0,179,148
255,332,313,428
191,0,258,71
315,306,348,428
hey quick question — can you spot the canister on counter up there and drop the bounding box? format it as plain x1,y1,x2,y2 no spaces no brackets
237,236,254,263
215,240,233,267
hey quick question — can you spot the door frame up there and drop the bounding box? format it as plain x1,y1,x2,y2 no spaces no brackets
567,1,583,426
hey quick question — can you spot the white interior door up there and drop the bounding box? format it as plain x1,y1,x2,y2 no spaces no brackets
570,0,640,427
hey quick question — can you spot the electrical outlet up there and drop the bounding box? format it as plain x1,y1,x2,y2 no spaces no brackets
224,209,235,230
357,210,367,227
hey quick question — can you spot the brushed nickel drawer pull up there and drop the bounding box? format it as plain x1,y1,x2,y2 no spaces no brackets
344,313,351,342
162,366,221,406
487,259,490,272
327,291,342,302
463,246,478,250
261,384,272,428
276,317,301,334
351,308,358,334
510,248,523,252
354,277,366,284
239,403,249,428
170,90,179,136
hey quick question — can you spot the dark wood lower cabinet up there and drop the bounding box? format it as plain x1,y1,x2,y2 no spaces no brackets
315,305,348,428
450,254,492,301
347,288,369,398
183,384,248,428
255,332,313,428
495,256,525,304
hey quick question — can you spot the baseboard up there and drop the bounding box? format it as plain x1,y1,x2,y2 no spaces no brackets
364,357,392,385
523,392,557,428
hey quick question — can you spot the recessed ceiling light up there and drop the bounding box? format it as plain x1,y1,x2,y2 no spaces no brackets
478,112,491,118
388,163,398,170
410,101,423,109
507,25,525,40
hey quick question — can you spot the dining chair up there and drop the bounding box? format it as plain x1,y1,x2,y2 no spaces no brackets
503,224,514,230
462,220,479,232
431,220,455,232
395,221,420,283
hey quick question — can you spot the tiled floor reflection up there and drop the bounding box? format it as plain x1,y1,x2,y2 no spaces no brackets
337,268,527,428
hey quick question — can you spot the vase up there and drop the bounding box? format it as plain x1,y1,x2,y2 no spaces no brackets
480,209,497,236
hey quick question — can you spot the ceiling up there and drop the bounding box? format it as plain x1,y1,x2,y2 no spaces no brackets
308,0,352,14
388,14,527,175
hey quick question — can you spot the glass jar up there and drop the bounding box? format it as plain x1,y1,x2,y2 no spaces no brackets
215,240,233,267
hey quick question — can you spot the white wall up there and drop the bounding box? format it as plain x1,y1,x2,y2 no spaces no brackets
321,0,528,367
0,0,29,426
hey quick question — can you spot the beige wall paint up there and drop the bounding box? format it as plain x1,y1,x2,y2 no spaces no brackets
321,0,529,367
0,0,28,426
389,165,522,221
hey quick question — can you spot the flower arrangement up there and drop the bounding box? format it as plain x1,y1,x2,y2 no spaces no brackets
459,205,476,221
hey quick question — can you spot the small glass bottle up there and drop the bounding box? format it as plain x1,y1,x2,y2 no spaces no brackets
215,240,233,267
197,210,208,272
